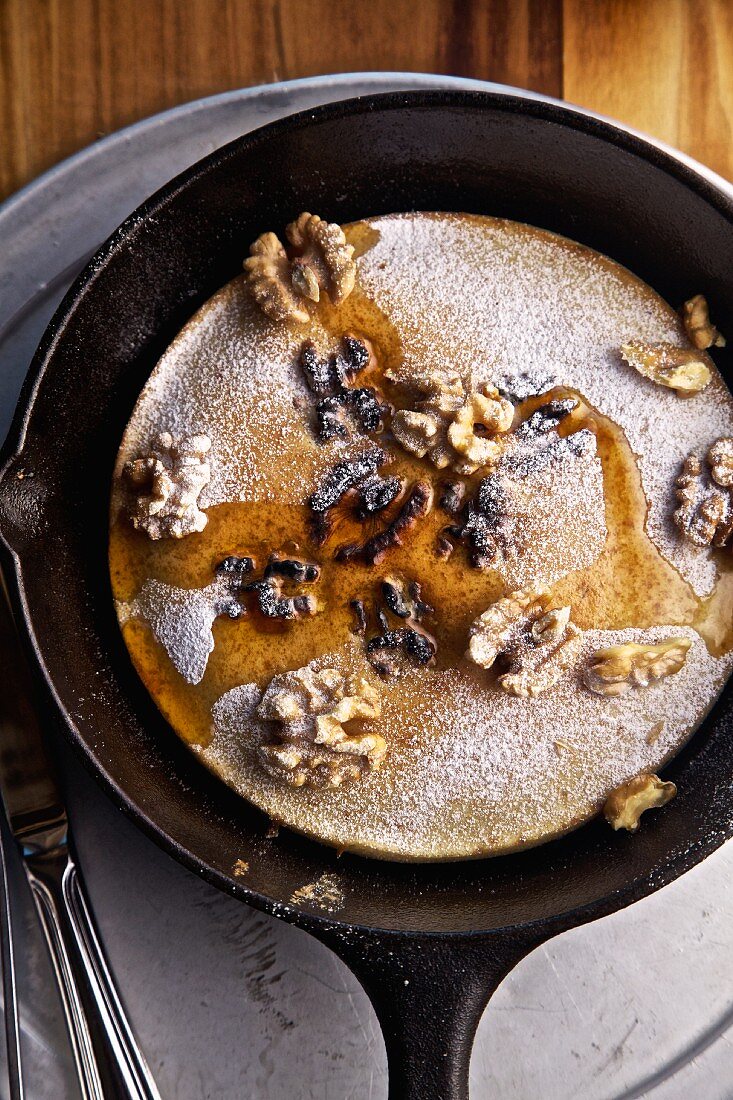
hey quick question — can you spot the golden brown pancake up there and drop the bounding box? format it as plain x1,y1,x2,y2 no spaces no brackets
110,213,733,861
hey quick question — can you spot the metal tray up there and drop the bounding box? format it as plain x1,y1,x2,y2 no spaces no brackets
1,72,731,1099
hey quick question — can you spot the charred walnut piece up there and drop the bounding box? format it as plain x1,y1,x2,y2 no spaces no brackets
362,573,436,679
360,482,434,565
214,555,255,619
494,369,557,403
514,397,576,440
216,552,321,620
355,475,403,518
381,574,433,621
460,474,509,570
300,335,369,394
366,629,436,679
438,480,466,516
300,336,388,444
349,598,369,635
454,400,595,570
336,482,434,566
308,448,406,549
316,389,387,442
308,447,388,515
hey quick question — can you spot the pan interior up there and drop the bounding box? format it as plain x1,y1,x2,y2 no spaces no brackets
4,93,733,931
110,211,733,864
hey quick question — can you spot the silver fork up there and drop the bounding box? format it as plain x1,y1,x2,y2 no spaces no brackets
0,574,161,1100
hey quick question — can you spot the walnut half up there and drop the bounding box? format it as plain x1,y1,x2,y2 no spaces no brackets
124,432,211,540
603,773,677,832
708,437,733,488
620,341,711,395
257,665,384,789
287,213,356,306
389,369,514,476
467,588,582,698
244,213,356,324
673,451,733,548
681,294,726,350
584,637,691,697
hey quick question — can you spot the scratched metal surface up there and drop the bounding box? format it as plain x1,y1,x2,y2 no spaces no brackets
1,74,732,1099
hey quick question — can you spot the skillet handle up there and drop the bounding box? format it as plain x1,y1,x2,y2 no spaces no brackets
320,928,547,1100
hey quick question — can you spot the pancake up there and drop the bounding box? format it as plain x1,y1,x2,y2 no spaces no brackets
109,212,733,861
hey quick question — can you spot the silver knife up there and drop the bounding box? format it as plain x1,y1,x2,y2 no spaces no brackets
0,571,161,1100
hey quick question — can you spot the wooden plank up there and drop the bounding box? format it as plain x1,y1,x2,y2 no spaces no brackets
4,0,732,200
563,0,733,181
0,0,562,201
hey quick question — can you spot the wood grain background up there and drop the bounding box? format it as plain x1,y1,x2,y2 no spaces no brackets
1,0,732,203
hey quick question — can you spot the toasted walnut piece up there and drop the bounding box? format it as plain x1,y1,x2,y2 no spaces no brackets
244,214,356,323
385,367,466,413
467,589,582,697
531,605,570,645
467,588,545,669
708,437,733,487
603,773,677,832
681,294,726,350
584,637,691,697
257,665,384,789
446,389,513,475
389,371,514,474
391,410,444,460
243,232,310,324
674,453,733,548
620,341,711,395
125,432,211,540
499,612,582,699
286,212,356,305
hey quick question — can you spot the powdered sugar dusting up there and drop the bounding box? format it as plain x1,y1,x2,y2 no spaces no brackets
115,279,352,507
488,423,606,588
118,575,235,684
289,874,346,912
358,214,733,595
204,628,731,860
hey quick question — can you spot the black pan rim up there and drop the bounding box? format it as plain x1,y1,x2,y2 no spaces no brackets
5,85,733,465
2,86,733,937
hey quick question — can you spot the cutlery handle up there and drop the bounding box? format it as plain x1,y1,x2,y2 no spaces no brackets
25,848,160,1100
0,813,23,1100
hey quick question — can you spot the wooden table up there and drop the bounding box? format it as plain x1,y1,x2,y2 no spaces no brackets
2,0,732,203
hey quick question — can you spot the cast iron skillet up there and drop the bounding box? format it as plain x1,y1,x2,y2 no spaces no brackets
2,90,733,1099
